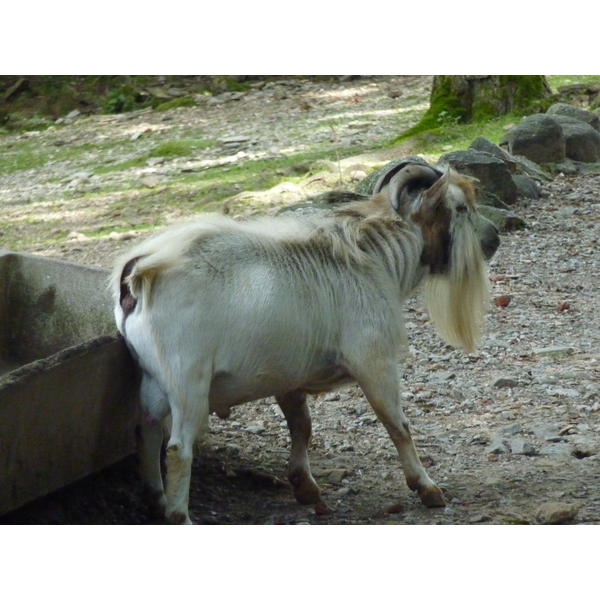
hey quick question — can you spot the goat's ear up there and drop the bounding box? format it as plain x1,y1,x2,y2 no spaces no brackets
420,168,451,211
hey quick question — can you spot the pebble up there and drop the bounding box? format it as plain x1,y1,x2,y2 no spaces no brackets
139,175,161,188
493,377,519,388
468,513,491,523
532,423,561,441
327,469,349,484
535,502,579,524
533,346,575,357
245,424,266,435
485,438,509,454
539,443,572,457
502,423,524,435
218,135,252,146
509,439,536,456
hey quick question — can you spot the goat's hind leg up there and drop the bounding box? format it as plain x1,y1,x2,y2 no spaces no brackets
164,372,210,525
354,362,445,508
138,374,169,514
276,390,321,505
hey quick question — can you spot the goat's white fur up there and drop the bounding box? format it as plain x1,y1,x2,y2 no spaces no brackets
112,167,497,524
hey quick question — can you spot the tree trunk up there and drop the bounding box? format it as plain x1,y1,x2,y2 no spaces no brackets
426,75,552,125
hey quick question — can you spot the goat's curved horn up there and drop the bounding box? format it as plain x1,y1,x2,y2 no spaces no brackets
385,164,443,211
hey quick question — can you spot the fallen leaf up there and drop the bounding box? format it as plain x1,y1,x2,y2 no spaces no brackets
383,503,403,514
494,295,512,307
557,301,571,312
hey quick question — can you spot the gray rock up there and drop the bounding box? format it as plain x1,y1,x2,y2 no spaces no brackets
533,346,575,357
539,443,571,457
547,103,600,132
502,423,524,436
511,154,554,182
327,469,349,484
512,174,540,199
438,149,518,205
492,377,519,388
500,114,566,164
535,501,579,524
477,189,511,209
509,439,536,456
245,424,266,434
545,114,600,162
485,438,509,454
218,135,252,146
469,137,518,172
532,423,561,441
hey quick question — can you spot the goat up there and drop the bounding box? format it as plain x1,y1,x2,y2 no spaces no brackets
111,161,500,524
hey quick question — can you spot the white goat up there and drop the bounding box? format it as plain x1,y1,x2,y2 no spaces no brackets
111,162,500,524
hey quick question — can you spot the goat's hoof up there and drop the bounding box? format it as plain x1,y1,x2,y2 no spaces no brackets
418,485,446,508
290,472,322,505
166,510,193,525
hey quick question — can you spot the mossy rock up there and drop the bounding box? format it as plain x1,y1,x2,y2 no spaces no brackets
154,96,196,112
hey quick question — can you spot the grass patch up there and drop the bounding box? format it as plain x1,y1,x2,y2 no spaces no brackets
149,140,196,158
546,75,600,93
94,139,215,174
154,97,196,112
0,145,49,173
94,156,148,174
405,114,523,159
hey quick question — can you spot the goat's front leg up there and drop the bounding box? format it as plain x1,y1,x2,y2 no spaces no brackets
354,361,446,508
276,390,321,505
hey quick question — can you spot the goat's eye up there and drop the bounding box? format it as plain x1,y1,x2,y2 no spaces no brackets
456,204,468,214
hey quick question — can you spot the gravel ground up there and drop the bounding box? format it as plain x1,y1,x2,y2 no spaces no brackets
1,76,599,525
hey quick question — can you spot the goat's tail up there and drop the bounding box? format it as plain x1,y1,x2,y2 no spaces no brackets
110,216,230,310
422,214,490,353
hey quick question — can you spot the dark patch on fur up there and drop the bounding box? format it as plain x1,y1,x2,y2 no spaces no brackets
120,257,141,317
412,196,453,274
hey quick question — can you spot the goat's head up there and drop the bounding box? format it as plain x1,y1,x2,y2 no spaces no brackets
377,161,500,353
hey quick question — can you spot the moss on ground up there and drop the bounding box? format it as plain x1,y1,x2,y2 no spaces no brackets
154,97,196,112
392,75,561,146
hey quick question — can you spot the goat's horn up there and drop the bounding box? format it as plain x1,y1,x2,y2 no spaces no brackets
385,164,443,211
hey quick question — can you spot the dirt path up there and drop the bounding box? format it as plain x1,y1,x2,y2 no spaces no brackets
1,77,599,525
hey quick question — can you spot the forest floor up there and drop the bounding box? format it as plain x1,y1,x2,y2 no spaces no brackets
1,76,599,525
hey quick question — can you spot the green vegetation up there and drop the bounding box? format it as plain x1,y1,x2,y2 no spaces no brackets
154,97,195,112
149,140,196,158
391,75,600,151
93,139,214,175
547,75,600,92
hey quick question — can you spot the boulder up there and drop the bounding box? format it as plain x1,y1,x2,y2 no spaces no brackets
512,174,540,199
545,114,600,162
469,137,518,172
437,148,518,205
500,114,566,164
547,102,600,132
511,154,553,182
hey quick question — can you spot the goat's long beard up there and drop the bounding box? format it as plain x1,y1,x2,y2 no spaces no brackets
423,221,490,353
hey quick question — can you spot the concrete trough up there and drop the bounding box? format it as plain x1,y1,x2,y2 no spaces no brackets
0,250,139,516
